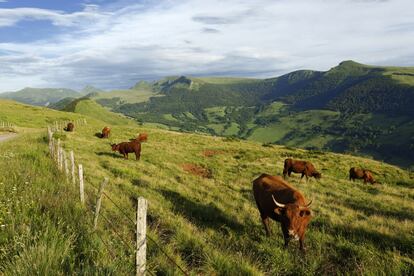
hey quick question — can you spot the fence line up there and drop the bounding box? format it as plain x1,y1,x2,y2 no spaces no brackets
46,126,188,275
0,121,14,129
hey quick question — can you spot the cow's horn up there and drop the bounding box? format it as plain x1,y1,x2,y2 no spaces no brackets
272,195,285,208
301,200,312,208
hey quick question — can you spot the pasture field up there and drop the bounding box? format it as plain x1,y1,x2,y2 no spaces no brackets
91,88,160,105
0,99,413,275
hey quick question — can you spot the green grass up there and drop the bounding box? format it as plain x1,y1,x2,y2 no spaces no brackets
382,66,414,86
1,100,414,274
0,99,86,129
0,134,119,274
91,88,160,104
64,99,134,126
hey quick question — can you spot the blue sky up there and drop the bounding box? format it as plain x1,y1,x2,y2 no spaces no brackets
0,0,413,91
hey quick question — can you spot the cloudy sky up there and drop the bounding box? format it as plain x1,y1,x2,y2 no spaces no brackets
0,0,413,92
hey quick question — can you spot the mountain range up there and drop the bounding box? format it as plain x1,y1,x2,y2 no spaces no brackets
1,60,413,168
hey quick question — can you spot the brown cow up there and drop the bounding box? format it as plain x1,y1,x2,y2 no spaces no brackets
253,174,312,251
101,127,111,138
349,167,376,184
283,158,321,182
130,133,148,142
111,134,147,160
64,122,74,132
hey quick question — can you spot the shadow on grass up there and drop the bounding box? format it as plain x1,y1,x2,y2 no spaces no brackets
160,189,244,232
394,180,414,189
343,198,414,221
131,179,150,187
311,217,414,256
96,151,124,159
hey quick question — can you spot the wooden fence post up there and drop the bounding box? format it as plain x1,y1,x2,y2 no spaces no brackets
59,146,64,171
79,164,85,204
47,126,53,142
70,151,76,185
136,197,147,276
63,150,69,181
49,138,54,159
93,177,109,230
56,139,61,165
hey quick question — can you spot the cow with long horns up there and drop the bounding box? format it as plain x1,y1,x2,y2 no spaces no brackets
252,173,312,251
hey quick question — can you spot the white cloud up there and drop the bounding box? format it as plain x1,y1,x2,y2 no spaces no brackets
0,6,109,27
0,0,413,91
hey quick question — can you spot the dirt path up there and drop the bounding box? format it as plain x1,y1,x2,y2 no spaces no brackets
0,133,17,143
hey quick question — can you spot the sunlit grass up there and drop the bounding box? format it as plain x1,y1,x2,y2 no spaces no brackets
1,100,413,274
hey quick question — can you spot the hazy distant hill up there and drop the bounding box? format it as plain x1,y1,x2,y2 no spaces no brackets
0,87,81,106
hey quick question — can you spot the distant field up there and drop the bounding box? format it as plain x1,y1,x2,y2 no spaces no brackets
65,99,134,126
382,67,414,86
91,88,160,105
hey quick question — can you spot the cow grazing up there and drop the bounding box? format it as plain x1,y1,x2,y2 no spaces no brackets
253,174,312,251
349,167,376,184
101,127,111,138
137,133,148,142
130,133,148,142
64,122,74,132
283,158,321,182
111,134,147,160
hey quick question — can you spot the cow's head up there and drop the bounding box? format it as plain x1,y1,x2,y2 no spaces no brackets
272,195,312,239
313,172,322,179
111,144,119,151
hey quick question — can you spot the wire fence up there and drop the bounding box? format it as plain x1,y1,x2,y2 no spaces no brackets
0,121,16,132
46,121,189,275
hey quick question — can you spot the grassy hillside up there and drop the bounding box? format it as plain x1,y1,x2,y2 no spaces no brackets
0,87,81,106
89,84,160,109
0,99,86,128
105,61,414,168
1,100,413,274
63,98,134,126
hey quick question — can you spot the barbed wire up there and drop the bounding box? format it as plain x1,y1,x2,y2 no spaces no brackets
47,126,189,275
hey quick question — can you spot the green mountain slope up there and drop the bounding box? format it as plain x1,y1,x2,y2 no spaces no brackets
106,61,414,168
0,87,81,106
62,98,133,125
1,100,413,274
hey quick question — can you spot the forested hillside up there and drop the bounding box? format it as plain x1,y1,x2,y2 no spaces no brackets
89,61,414,168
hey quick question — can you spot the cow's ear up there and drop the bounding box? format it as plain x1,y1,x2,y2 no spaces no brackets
274,207,284,215
300,209,311,217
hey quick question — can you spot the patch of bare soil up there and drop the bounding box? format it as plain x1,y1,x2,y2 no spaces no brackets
182,163,212,178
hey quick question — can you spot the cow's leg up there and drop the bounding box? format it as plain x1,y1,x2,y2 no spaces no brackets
299,234,306,252
261,216,271,236
124,153,128,159
135,151,140,161
300,173,304,183
283,169,288,179
281,224,289,248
